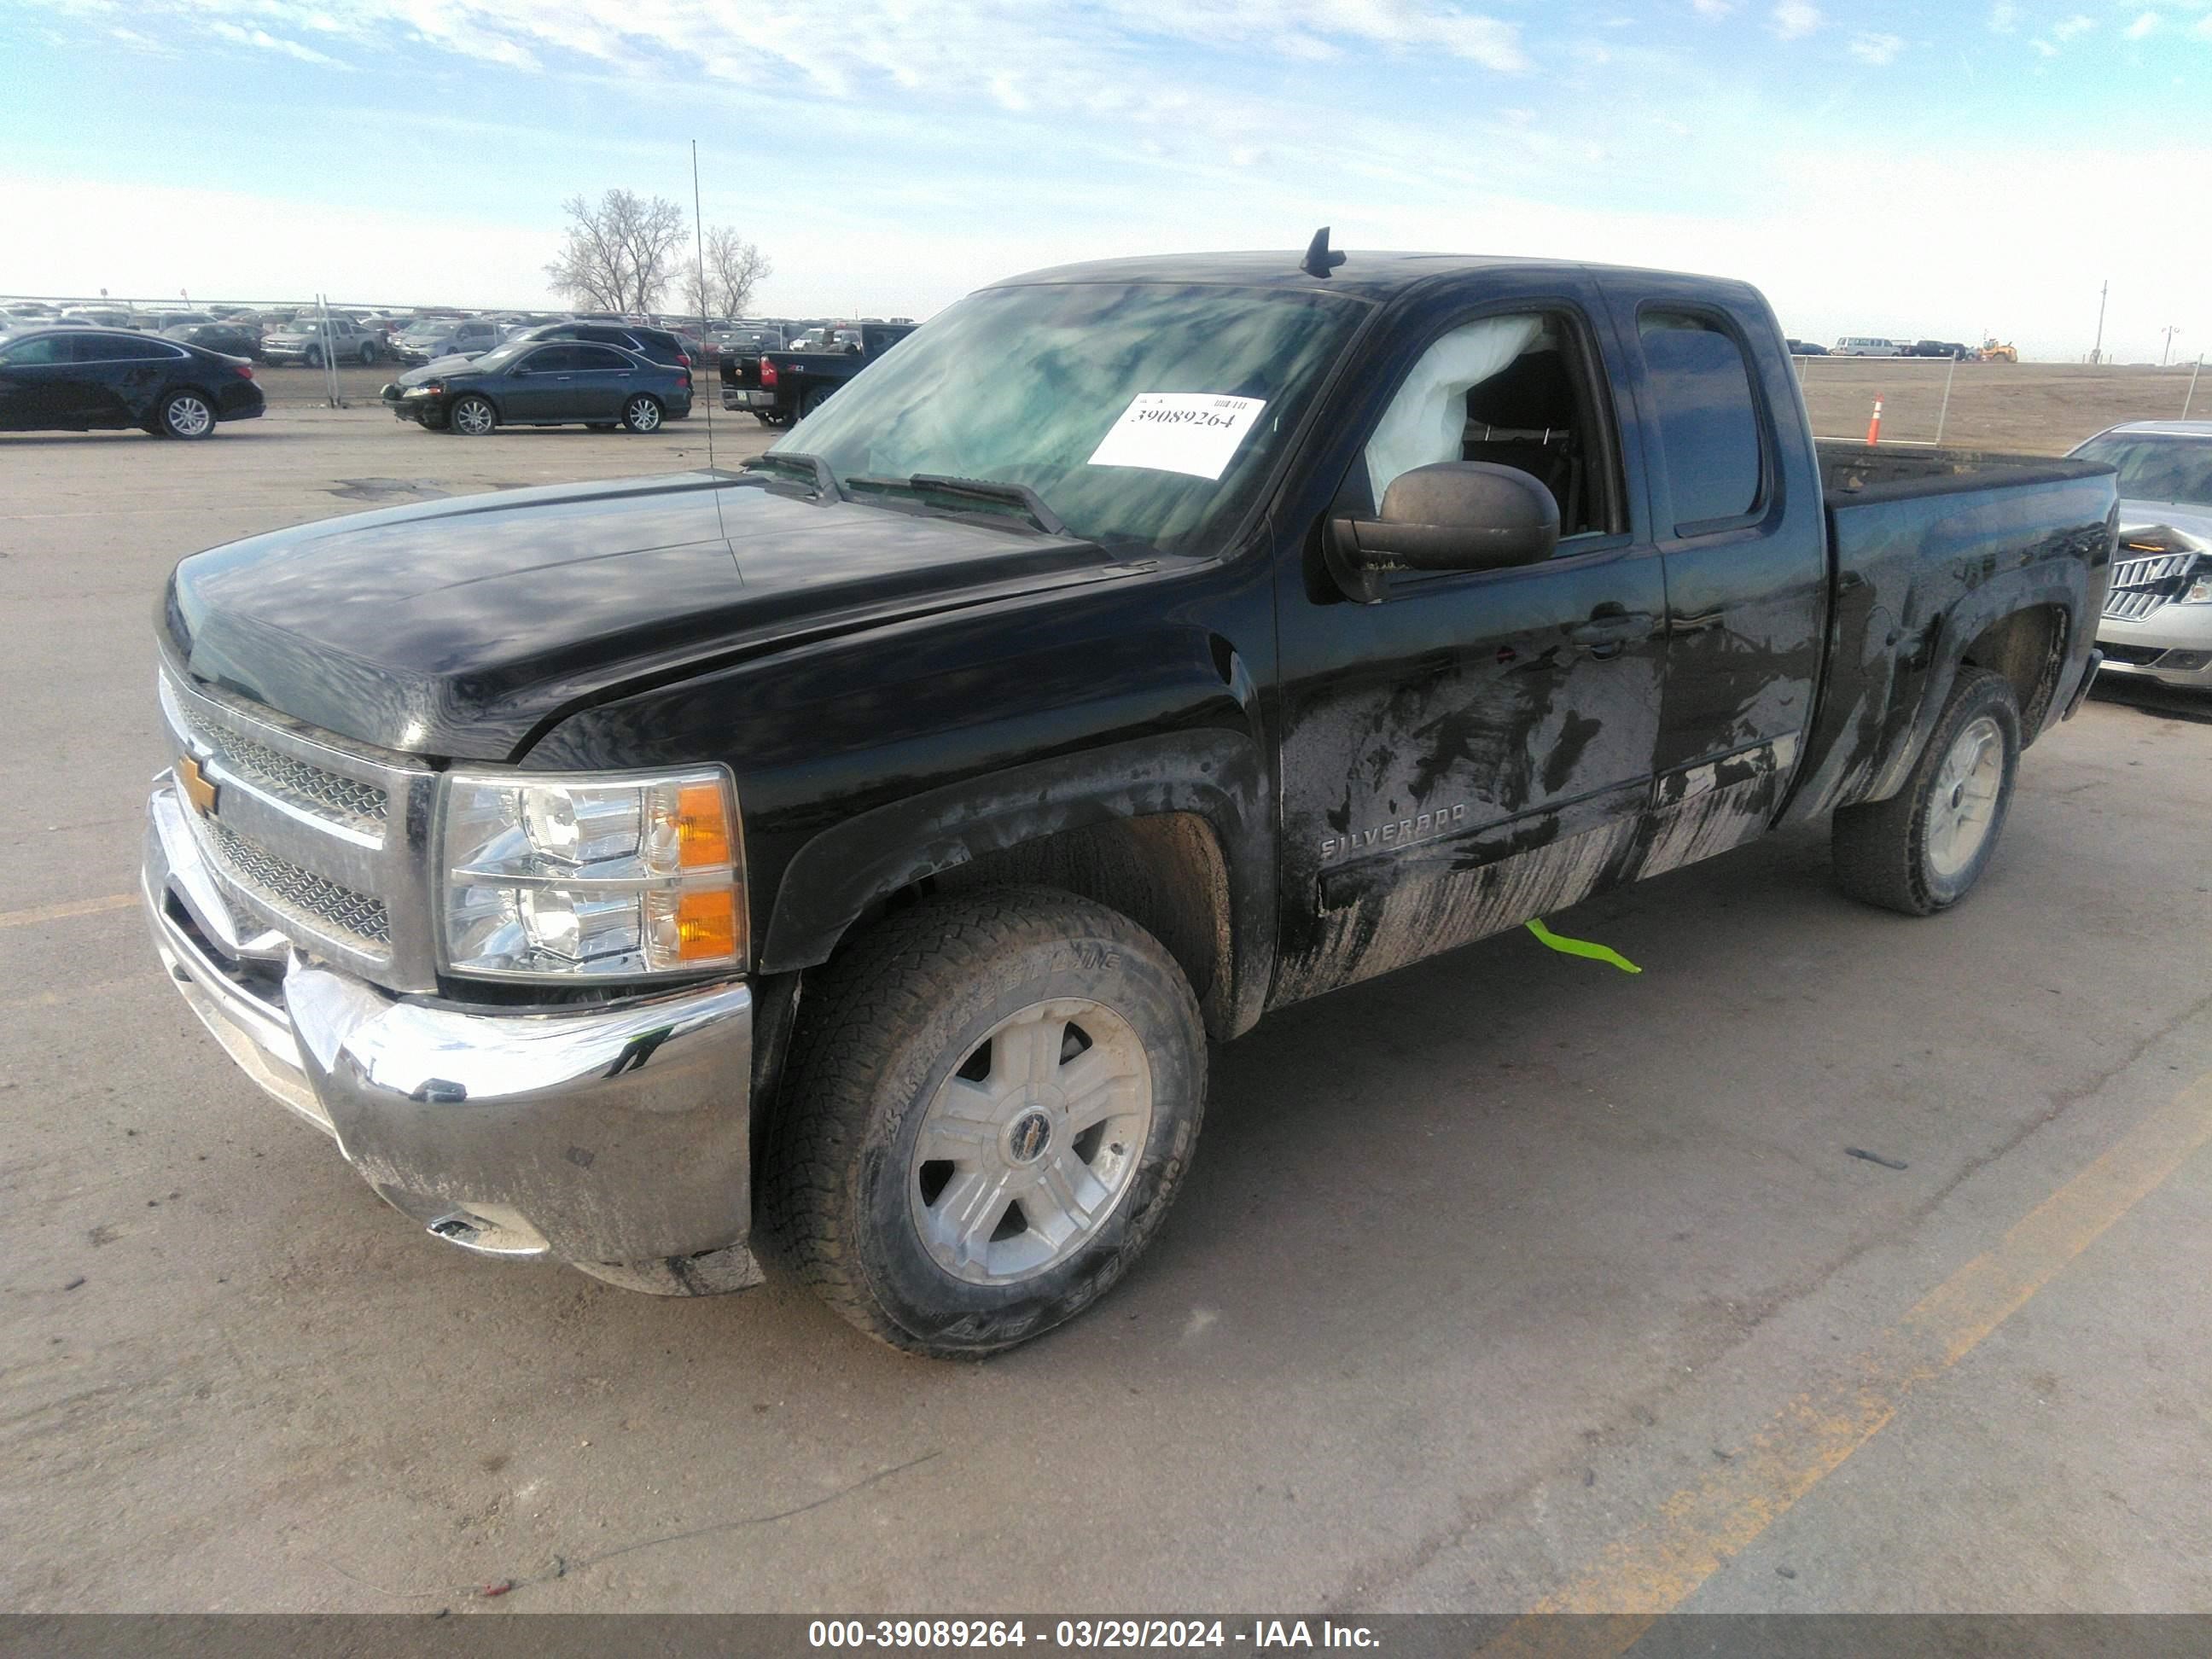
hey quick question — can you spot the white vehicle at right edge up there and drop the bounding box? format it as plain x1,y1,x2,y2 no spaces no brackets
2069,422,2212,690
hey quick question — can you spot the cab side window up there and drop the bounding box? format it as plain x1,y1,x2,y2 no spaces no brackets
1363,310,1617,540
1636,311,1763,533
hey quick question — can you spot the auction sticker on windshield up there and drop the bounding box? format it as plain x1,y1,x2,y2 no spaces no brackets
1087,393,1267,480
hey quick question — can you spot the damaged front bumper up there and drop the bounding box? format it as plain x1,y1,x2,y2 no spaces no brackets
143,776,763,1295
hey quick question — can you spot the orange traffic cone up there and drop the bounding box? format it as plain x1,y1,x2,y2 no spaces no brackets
1866,398,1883,445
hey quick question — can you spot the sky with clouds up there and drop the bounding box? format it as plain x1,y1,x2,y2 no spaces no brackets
2,0,2207,360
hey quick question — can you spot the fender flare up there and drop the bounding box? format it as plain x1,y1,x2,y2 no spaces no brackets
760,729,1277,1038
1862,575,2080,804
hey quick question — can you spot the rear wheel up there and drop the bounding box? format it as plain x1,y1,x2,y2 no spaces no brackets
157,390,215,439
358,340,379,366
1832,667,2021,915
765,888,1207,1358
798,385,832,418
620,394,663,434
449,395,497,436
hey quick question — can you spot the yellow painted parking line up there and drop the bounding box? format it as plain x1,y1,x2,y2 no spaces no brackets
0,893,135,929
1481,1068,2212,1656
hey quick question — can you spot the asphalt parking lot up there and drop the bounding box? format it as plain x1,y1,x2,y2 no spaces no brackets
3,398,2209,1620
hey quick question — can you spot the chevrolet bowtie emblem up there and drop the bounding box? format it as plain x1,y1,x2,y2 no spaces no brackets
178,754,218,817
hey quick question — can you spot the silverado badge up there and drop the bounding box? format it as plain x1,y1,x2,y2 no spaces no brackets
177,754,218,818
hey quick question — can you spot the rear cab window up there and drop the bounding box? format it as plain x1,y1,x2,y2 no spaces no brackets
1634,309,1767,535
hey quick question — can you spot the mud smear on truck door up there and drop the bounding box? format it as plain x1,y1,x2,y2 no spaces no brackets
1270,549,1668,1006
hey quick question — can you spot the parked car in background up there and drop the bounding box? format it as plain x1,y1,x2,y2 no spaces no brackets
164,320,263,359
1785,339,1828,357
1832,335,1905,357
507,320,694,370
0,326,263,437
2069,421,2212,690
263,315,387,367
725,322,915,426
61,307,142,331
1906,340,1970,359
391,316,505,364
379,338,691,434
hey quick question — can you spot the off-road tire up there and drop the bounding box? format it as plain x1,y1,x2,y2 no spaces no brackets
763,888,1207,1358
1832,667,2021,916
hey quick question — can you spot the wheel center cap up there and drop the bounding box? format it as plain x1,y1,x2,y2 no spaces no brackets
1006,1109,1053,1166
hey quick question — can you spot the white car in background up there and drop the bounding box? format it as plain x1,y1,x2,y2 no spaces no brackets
1832,335,1906,357
2069,421,2212,690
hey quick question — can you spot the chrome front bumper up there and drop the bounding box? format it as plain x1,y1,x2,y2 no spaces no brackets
143,775,763,1292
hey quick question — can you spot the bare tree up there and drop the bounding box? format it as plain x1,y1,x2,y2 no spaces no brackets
545,189,689,314
680,226,773,321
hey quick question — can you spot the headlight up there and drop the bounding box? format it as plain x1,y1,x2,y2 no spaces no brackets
2181,573,2212,605
439,767,745,981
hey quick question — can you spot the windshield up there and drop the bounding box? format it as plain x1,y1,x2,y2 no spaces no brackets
776,281,1366,552
2072,434,2212,509
466,341,527,370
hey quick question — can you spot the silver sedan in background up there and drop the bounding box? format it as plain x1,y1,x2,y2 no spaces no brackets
2069,421,2212,690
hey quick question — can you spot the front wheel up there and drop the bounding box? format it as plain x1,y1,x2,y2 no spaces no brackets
1832,667,2021,915
448,395,497,436
157,390,215,439
765,888,1207,1358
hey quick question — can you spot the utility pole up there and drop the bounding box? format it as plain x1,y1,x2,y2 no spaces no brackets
2161,324,2182,367
2091,279,2108,365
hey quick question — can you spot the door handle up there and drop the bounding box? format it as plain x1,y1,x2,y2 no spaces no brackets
1569,608,1656,659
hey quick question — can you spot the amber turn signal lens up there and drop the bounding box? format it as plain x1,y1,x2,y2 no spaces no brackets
675,888,742,963
676,782,733,869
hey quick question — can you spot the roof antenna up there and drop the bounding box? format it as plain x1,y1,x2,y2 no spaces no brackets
1301,226,1347,279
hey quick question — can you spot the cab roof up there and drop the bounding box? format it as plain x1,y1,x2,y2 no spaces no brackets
990,249,1724,303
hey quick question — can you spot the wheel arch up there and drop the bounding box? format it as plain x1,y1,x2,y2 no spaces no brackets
759,731,1276,1044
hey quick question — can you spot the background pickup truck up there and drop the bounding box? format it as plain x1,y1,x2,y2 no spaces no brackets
143,244,2115,1359
259,315,387,367
721,321,915,426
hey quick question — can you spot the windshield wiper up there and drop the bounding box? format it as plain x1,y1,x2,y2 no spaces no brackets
847,473,1067,537
740,451,844,498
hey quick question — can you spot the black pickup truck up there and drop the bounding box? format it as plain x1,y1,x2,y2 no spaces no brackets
721,322,915,426
143,244,2114,1356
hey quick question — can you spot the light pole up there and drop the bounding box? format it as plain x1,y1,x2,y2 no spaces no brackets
2091,279,2108,365
2161,324,2183,367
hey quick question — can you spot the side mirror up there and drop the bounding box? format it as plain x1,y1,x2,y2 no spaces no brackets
1325,462,1560,602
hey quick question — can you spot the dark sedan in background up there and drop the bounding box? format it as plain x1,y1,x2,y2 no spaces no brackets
380,338,691,434
163,320,263,359
0,327,263,438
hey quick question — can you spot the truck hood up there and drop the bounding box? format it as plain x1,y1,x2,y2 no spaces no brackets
164,472,1124,760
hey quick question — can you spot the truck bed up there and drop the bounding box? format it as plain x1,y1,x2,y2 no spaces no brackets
1780,442,2116,824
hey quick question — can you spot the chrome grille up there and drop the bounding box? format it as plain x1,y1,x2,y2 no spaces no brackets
186,712,390,829
156,667,439,991
196,813,393,946
2104,550,2197,621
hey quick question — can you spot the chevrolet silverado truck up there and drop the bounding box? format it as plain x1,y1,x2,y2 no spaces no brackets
143,243,2116,1357
722,322,915,427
